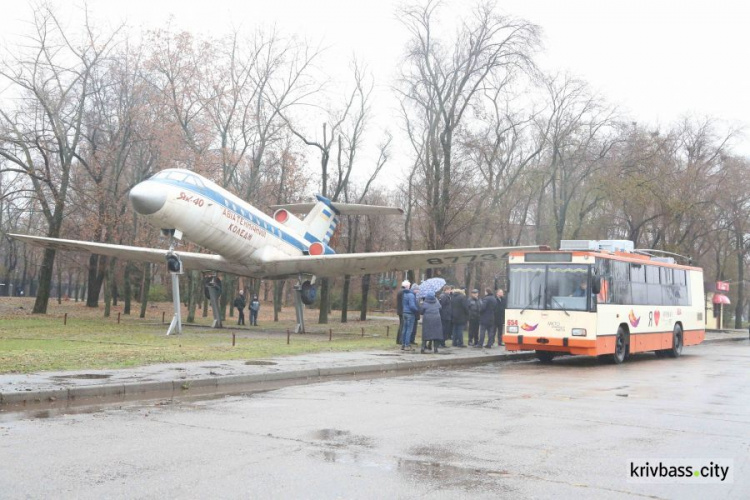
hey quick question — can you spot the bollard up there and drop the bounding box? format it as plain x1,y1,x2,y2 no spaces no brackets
162,311,165,324
64,313,67,325
387,325,389,338
361,327,364,338
232,333,236,347
329,328,332,342
287,329,290,345
117,312,121,324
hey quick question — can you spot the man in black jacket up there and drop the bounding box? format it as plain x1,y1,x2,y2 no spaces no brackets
438,285,452,348
396,280,410,344
467,289,481,346
494,289,506,346
450,289,469,347
233,290,246,325
478,288,496,348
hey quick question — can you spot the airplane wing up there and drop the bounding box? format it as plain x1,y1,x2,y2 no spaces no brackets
11,233,542,280
260,246,543,278
9,234,251,276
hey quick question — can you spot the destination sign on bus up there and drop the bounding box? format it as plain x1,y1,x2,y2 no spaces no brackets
525,252,572,263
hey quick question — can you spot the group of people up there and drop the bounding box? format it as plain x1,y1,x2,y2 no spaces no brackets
233,290,261,326
397,281,506,353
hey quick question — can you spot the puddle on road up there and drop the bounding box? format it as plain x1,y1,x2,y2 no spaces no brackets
312,428,375,448
50,374,112,380
314,447,513,492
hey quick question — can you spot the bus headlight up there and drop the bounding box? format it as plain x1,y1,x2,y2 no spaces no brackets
571,328,587,337
507,325,519,333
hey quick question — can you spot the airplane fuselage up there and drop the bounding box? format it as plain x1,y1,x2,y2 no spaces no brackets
129,169,328,269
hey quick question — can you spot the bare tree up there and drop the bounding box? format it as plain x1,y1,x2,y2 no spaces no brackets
398,0,540,249
0,5,120,313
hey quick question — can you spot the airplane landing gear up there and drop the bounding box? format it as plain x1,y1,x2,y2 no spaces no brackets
203,272,223,328
165,234,183,336
293,278,317,334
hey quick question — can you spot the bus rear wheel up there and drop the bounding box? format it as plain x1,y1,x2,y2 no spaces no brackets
535,351,555,364
609,326,628,364
666,324,683,358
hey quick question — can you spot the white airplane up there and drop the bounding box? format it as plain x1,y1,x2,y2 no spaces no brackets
12,168,539,333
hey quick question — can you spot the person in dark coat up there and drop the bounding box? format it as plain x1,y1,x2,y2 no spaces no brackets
233,290,246,325
401,285,419,351
478,288,496,348
419,292,443,354
467,289,481,346
249,295,260,326
438,285,452,348
494,289,506,346
450,289,469,347
410,284,421,345
396,280,409,344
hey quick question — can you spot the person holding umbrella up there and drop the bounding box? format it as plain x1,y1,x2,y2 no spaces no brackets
419,292,443,354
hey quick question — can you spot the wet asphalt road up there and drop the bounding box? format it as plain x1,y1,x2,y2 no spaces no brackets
1,341,748,499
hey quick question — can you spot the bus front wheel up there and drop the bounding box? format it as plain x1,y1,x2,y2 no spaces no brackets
666,324,683,358
610,326,628,364
535,351,555,364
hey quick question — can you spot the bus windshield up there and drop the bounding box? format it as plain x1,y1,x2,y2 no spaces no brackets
508,264,591,312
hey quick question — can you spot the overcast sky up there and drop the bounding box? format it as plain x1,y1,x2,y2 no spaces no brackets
2,0,749,176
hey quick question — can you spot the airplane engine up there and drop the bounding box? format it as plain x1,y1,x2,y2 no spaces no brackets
273,209,306,235
301,280,317,305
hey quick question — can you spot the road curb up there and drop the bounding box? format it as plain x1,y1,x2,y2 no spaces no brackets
2,336,744,411
0,351,536,411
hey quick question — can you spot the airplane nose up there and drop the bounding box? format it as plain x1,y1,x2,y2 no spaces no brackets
129,182,166,215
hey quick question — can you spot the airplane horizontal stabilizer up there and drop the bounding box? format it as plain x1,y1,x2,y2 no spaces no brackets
269,202,403,217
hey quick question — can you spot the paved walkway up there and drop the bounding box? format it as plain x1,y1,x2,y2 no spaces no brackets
1,329,746,410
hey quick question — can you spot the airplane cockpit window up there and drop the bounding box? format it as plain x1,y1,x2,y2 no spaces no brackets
151,171,168,179
166,172,188,182
183,174,205,188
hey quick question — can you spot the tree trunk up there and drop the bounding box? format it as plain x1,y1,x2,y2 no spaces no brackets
32,248,56,314
86,254,106,307
123,263,132,315
103,258,115,317
735,249,744,329
273,280,284,322
360,274,371,321
341,275,351,323
139,263,151,319
318,277,330,324
187,270,201,323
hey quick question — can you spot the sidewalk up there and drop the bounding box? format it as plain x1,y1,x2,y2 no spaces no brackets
1,329,746,410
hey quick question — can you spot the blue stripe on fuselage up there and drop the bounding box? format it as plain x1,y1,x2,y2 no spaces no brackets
153,178,324,254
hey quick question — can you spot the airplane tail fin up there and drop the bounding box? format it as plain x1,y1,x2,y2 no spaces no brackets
270,195,403,245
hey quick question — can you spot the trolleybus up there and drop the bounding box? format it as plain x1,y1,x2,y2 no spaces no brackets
503,240,705,363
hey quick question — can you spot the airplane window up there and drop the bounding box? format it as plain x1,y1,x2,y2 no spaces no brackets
166,172,187,182
183,174,205,188
152,171,168,179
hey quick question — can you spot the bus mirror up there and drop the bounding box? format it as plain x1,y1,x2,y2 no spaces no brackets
591,277,601,295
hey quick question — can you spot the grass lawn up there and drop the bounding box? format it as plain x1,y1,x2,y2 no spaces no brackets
0,297,400,374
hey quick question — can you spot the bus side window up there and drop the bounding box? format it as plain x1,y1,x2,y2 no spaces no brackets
646,265,662,306
660,267,675,306
674,270,689,306
630,263,647,305
596,259,611,304
611,261,630,304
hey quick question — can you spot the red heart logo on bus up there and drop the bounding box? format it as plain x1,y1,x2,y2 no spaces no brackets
654,310,660,326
